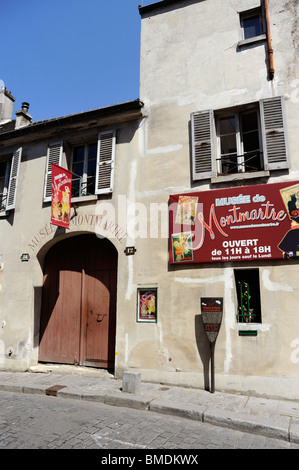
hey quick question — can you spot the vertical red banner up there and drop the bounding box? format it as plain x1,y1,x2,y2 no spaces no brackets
51,164,72,228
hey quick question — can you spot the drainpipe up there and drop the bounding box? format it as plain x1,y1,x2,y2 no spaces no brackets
264,0,274,80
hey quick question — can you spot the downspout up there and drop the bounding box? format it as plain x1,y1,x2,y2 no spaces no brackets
264,0,274,80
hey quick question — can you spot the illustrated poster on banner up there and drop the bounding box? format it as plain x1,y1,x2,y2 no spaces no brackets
169,181,299,264
51,164,72,228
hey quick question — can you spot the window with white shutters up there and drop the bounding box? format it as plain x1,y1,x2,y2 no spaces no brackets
44,142,63,202
260,97,290,170
191,110,215,180
6,147,22,210
95,130,116,195
190,96,289,181
0,147,22,213
70,130,116,199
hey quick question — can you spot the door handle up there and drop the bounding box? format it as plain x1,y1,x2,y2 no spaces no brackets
96,313,107,323
88,311,107,323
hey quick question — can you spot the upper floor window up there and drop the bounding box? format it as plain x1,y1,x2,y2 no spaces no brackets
0,161,9,212
241,11,262,40
238,7,266,47
217,107,262,175
0,148,22,215
71,142,97,198
191,96,290,183
43,130,116,202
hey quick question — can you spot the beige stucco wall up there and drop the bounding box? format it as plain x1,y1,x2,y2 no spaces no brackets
0,119,142,371
111,0,299,399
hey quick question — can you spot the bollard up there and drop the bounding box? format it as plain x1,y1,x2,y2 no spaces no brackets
122,371,141,394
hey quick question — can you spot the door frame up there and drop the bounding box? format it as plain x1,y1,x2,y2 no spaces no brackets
38,233,118,369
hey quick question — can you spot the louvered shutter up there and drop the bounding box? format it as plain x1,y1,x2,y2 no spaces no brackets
191,110,214,180
260,97,290,170
44,142,63,201
95,130,116,194
6,147,22,211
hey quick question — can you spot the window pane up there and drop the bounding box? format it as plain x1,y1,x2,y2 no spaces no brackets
0,162,6,195
243,15,261,39
71,180,81,198
86,143,97,195
87,143,97,177
87,143,97,160
0,161,8,210
221,155,238,175
241,111,258,132
73,146,85,165
72,161,84,177
219,117,236,135
220,134,237,155
218,117,238,174
219,117,237,155
72,146,85,197
243,130,259,153
234,269,262,323
241,111,262,171
86,176,95,195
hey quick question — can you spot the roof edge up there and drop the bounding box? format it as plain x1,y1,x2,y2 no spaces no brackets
0,99,144,140
139,0,200,16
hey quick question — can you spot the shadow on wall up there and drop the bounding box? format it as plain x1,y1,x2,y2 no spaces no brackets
194,314,211,391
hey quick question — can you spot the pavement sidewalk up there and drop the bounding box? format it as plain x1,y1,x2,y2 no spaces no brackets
0,366,298,445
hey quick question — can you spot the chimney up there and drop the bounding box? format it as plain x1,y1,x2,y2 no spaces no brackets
0,87,16,123
15,101,32,128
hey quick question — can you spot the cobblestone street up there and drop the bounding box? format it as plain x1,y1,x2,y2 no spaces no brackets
0,391,297,450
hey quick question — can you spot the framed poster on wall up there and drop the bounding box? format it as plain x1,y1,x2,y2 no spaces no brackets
136,288,158,323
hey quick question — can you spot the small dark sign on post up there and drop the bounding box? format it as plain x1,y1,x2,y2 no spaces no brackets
201,297,223,393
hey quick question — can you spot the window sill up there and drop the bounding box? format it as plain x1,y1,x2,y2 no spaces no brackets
238,34,266,48
71,195,98,203
211,170,269,184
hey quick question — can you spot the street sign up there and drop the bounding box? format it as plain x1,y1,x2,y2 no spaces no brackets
201,297,223,393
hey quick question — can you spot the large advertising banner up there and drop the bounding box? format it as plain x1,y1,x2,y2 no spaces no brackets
169,181,299,264
51,164,72,228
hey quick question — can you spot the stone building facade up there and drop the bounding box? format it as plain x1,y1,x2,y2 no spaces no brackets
0,0,298,399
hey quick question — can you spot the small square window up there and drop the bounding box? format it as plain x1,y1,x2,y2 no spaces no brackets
242,14,262,39
238,7,265,45
234,269,262,323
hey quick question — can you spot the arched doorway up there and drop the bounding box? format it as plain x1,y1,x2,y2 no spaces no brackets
39,234,117,369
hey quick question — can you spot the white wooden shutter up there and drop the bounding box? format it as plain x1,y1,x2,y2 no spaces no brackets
191,110,214,180
95,130,116,194
44,142,63,202
6,147,22,211
260,97,290,170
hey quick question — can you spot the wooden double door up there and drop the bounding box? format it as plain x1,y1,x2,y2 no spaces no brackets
39,235,117,369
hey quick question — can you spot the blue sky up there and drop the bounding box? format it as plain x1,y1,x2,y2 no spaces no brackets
1,0,153,122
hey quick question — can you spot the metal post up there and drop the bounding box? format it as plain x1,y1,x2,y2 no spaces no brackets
210,342,215,394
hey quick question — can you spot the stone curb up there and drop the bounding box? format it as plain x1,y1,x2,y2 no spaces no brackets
0,380,298,444
149,398,206,422
203,407,290,442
